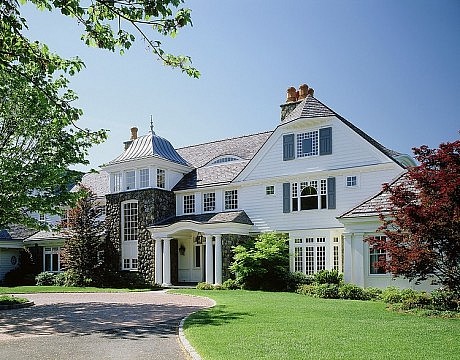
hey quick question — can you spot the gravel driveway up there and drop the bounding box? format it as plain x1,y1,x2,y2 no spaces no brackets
0,291,213,360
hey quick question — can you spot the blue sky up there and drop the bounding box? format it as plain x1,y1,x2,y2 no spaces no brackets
22,0,460,171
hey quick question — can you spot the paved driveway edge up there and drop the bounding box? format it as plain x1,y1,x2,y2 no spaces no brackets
178,296,216,360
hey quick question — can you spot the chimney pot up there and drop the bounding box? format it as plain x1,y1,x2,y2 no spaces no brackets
298,84,309,100
308,88,314,96
130,127,138,140
286,87,298,103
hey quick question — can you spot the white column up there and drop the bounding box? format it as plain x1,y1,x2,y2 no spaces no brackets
162,238,172,286
205,234,214,284
214,234,222,285
352,233,365,287
154,239,163,285
343,233,353,284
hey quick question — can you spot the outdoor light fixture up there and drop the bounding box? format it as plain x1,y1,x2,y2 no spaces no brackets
179,244,186,256
195,232,204,244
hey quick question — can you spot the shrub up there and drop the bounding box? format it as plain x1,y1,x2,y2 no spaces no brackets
222,279,240,290
54,272,67,286
339,283,369,300
35,272,56,286
431,289,460,311
230,233,290,291
196,282,215,290
363,287,383,300
380,286,404,303
0,295,29,305
400,292,432,310
315,284,340,299
286,272,313,292
296,284,318,296
313,270,343,285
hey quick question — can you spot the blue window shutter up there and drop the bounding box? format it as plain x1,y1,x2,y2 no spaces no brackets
302,138,313,154
283,134,294,161
327,177,336,209
319,127,332,155
283,183,290,213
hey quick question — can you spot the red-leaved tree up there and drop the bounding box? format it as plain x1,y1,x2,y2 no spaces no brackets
367,139,460,293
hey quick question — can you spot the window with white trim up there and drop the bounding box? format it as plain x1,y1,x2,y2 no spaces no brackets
203,192,216,212
224,190,238,210
183,194,195,214
39,213,46,222
266,185,275,195
346,175,358,187
292,180,327,211
140,168,150,188
209,156,241,165
369,236,387,274
131,258,138,269
297,131,319,157
125,170,135,190
123,258,130,269
293,237,327,275
44,247,61,272
157,169,166,189
123,202,138,241
113,172,122,192
333,237,340,271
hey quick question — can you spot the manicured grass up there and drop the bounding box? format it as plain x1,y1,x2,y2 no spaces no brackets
174,290,460,360
0,294,29,305
0,286,152,294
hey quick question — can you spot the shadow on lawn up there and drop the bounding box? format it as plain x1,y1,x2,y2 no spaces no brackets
184,305,251,328
0,302,206,340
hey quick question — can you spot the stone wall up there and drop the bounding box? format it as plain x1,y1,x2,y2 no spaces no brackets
221,234,253,282
105,188,175,285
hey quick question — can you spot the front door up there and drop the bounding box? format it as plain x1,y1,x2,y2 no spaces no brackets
178,237,204,283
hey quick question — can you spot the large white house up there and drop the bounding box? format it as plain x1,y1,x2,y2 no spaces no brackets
2,84,435,290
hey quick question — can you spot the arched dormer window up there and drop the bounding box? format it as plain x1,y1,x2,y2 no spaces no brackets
300,186,318,210
206,155,242,166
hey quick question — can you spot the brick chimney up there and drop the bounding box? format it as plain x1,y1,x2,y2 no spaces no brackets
124,126,138,150
280,84,315,122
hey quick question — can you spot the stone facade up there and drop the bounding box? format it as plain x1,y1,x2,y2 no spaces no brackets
221,234,253,282
105,188,175,285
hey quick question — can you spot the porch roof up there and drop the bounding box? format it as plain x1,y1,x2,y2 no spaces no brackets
153,211,253,227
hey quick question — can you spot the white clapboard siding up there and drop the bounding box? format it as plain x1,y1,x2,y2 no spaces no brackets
0,249,20,280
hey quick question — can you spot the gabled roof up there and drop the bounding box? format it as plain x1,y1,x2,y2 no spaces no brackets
72,171,110,197
23,230,69,243
153,210,253,227
339,173,410,218
107,133,189,166
282,96,405,167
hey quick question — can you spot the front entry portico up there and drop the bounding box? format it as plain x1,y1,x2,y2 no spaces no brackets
148,211,253,286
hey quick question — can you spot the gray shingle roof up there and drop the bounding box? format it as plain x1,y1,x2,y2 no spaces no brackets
0,225,38,240
176,132,272,168
282,96,405,167
76,171,110,197
153,210,253,227
339,173,409,218
108,134,188,166
23,230,69,243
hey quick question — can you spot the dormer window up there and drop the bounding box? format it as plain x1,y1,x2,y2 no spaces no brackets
297,131,318,157
207,155,242,166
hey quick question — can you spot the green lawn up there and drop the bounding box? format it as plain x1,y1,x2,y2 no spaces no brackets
174,290,460,360
0,286,152,294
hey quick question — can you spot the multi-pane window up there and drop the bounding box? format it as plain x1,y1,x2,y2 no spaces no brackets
39,213,46,222
225,190,238,210
183,194,195,214
266,185,275,195
125,170,135,190
346,175,357,187
131,258,138,269
370,236,387,274
123,258,130,269
203,193,216,212
44,247,61,272
292,180,327,211
140,168,150,188
113,172,122,192
123,202,138,241
333,237,340,271
293,237,328,275
297,131,319,157
157,169,166,189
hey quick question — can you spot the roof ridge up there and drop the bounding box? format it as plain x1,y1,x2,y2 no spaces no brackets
176,130,273,151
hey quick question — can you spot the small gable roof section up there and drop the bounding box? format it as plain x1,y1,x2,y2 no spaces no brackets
107,134,189,166
283,96,407,167
174,132,272,190
339,173,410,219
